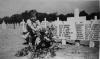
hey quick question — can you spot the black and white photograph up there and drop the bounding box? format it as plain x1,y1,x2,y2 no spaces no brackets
0,0,99,59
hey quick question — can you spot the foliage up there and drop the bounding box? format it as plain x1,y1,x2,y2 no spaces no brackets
15,24,57,59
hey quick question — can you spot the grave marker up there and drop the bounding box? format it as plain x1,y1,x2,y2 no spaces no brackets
20,20,27,32
2,21,6,29
62,39,66,45
89,41,95,48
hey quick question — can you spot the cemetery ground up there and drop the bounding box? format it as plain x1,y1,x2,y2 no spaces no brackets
0,29,99,59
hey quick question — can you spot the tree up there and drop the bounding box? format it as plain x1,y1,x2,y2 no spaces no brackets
21,10,30,22
91,12,100,19
0,18,3,24
2,16,10,24
79,10,89,20
10,14,22,24
79,10,88,16
36,12,47,22
66,13,74,17
58,14,66,21
47,13,57,21
88,12,100,20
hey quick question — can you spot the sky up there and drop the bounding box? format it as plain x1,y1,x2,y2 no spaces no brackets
0,0,99,18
